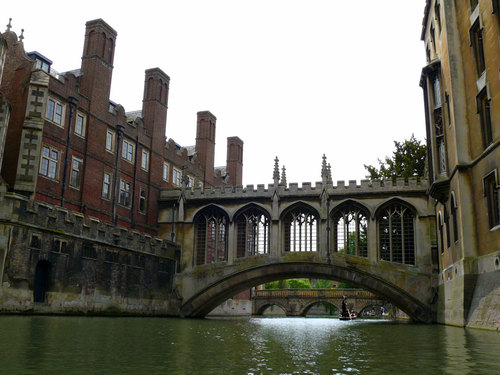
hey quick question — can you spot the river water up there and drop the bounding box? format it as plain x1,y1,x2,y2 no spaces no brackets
0,316,498,375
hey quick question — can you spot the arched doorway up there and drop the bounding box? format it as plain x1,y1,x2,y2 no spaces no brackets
33,260,51,303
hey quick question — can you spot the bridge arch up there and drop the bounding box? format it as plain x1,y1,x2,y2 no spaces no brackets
301,301,340,316
179,262,434,322
255,302,288,315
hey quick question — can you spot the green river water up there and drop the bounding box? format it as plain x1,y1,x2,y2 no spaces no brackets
0,316,499,375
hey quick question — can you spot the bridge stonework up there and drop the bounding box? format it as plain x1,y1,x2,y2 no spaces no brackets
159,179,438,323
252,289,386,317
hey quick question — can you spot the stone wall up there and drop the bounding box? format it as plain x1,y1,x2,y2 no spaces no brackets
0,193,181,315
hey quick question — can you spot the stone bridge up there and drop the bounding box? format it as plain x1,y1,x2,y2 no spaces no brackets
252,288,386,316
159,169,438,323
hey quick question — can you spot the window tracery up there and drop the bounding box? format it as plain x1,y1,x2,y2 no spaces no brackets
195,207,228,265
378,202,415,265
236,207,270,257
332,204,368,257
283,206,318,252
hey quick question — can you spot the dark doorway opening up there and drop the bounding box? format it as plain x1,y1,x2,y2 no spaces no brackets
34,260,51,303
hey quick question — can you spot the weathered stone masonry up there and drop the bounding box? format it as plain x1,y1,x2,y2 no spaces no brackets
0,193,180,315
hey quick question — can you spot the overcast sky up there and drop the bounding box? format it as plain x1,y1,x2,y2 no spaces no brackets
3,1,428,186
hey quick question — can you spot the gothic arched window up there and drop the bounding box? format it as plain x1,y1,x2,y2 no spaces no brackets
332,203,368,257
236,206,270,257
283,205,318,252
195,207,228,265
378,202,415,265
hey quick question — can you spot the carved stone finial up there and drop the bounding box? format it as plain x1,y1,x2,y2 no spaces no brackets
321,154,328,183
327,163,332,184
18,28,24,42
273,156,280,185
6,18,12,32
280,165,287,186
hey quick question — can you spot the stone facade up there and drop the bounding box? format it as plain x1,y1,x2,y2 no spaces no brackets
0,192,180,315
421,0,499,329
159,175,437,322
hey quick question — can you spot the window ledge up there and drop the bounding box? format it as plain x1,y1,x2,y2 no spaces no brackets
476,71,486,91
490,224,500,232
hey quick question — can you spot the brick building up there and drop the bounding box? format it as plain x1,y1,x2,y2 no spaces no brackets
0,18,244,236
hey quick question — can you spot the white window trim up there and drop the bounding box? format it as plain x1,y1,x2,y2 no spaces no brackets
106,129,115,153
102,171,112,200
122,139,135,163
163,162,169,182
46,97,65,127
173,167,182,187
119,178,131,208
69,156,83,189
39,144,60,181
141,149,149,171
74,112,86,138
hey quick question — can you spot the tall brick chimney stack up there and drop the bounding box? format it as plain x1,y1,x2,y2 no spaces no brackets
80,19,117,115
226,136,243,186
142,68,169,152
195,111,216,185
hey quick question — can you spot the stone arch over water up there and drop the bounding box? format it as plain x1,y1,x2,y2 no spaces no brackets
179,262,434,322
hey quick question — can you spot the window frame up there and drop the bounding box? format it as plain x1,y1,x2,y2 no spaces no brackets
377,202,416,265
39,144,60,181
141,149,149,171
118,178,131,207
173,167,182,187
476,87,493,149
122,139,135,163
102,171,112,200
483,171,500,230
469,20,486,77
46,97,65,127
105,129,115,153
74,112,86,138
139,188,147,214
163,162,169,182
69,156,83,189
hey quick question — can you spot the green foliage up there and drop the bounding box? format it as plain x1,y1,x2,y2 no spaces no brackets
364,135,426,181
264,279,288,289
287,279,312,289
313,279,334,289
265,279,312,289
337,282,357,289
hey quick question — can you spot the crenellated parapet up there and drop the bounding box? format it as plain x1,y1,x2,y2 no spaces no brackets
160,177,428,201
1,192,178,257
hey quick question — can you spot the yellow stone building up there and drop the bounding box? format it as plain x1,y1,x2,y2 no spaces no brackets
421,0,499,327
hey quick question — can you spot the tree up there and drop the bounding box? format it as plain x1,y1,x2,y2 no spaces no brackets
364,135,426,181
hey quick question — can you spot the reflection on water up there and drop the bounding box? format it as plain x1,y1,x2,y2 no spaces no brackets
0,316,498,375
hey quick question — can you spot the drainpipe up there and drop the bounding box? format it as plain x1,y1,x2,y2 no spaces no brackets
112,125,124,225
60,96,78,207
130,135,139,228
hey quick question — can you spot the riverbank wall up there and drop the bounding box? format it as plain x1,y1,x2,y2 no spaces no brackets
0,193,181,316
